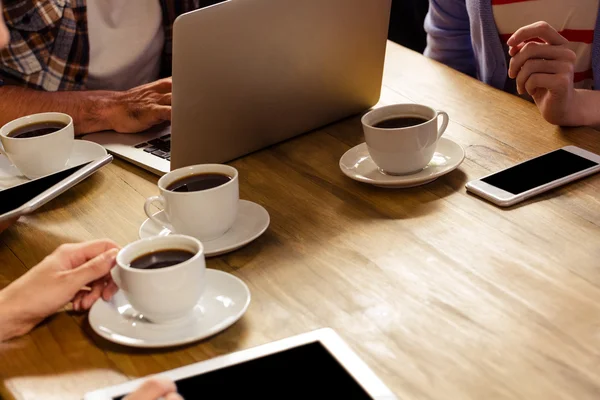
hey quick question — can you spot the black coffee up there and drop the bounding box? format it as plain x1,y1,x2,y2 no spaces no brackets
167,173,232,193
374,117,429,129
8,121,67,139
129,249,195,270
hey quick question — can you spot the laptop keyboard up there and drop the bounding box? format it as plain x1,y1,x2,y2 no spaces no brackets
134,134,171,161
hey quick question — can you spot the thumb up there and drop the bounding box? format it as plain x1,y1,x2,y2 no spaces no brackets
68,248,119,288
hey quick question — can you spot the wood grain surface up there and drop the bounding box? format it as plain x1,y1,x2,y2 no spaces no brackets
1,41,600,400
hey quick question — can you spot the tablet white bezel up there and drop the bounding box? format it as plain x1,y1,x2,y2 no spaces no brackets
0,155,113,223
84,328,397,400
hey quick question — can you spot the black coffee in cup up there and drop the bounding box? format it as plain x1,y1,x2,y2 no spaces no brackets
7,121,68,139
129,249,195,270
374,116,429,129
167,173,232,193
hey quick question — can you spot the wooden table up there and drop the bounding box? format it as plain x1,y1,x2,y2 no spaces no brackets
2,41,600,400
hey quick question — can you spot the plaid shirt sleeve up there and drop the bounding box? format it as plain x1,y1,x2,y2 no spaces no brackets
0,0,221,92
0,0,88,91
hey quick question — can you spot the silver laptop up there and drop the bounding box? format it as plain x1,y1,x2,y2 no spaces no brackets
83,0,392,175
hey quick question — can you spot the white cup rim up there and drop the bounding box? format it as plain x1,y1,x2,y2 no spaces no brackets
157,164,239,196
117,235,204,274
361,104,437,132
0,112,73,141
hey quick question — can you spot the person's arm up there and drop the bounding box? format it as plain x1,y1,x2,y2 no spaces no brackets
0,78,173,135
423,0,477,77
0,12,7,48
0,86,114,134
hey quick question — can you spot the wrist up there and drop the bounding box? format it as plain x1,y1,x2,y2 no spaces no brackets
75,91,119,135
0,289,32,341
571,89,600,127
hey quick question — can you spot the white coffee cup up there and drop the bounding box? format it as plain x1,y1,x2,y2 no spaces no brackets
362,104,449,175
113,235,206,323
0,112,74,179
144,164,239,242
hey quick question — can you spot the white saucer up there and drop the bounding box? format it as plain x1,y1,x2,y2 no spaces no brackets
89,269,251,348
139,200,270,257
0,140,107,189
339,137,465,189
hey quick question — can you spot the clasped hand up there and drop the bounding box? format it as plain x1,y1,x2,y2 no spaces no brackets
507,21,584,126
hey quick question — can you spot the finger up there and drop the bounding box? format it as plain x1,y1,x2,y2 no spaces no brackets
67,248,119,289
57,239,119,269
516,59,572,94
507,21,568,47
164,393,184,400
72,290,87,312
72,291,86,311
0,217,18,233
151,105,172,122
158,93,172,106
509,43,575,79
124,378,177,400
153,77,173,94
135,77,172,94
524,73,567,97
81,279,105,310
508,42,526,57
102,278,119,301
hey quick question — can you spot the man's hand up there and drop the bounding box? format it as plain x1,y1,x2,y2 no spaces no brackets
124,378,183,400
0,77,173,136
507,21,582,126
107,78,172,133
0,239,120,341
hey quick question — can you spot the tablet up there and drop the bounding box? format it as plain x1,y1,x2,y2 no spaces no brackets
0,155,113,223
84,328,398,400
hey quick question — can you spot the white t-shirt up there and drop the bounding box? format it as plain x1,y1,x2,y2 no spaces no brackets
493,0,599,90
86,0,165,91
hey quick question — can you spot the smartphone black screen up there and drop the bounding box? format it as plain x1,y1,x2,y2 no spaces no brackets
115,342,374,399
0,163,90,216
481,149,598,195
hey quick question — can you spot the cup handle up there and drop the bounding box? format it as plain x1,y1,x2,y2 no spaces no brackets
0,140,7,158
436,111,449,139
144,195,174,231
110,268,122,289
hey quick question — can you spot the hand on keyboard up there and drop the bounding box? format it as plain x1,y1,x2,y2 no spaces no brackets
108,78,172,134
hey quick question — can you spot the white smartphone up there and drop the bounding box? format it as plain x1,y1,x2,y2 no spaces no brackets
466,146,600,207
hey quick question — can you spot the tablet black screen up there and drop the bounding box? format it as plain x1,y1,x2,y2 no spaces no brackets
0,163,90,216
116,342,375,399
